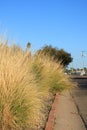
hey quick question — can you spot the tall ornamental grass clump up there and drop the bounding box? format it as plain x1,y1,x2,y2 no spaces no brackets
0,43,43,130
33,54,76,94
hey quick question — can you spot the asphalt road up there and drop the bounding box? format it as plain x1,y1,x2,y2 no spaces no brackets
71,76,87,129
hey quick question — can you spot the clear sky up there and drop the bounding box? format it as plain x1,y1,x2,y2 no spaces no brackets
0,0,87,68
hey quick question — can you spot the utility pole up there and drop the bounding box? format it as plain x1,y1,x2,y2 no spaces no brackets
82,51,86,70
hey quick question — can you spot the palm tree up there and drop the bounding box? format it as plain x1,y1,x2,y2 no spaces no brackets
26,42,31,58
27,42,31,50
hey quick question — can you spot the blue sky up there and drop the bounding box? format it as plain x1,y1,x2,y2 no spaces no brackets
0,0,87,68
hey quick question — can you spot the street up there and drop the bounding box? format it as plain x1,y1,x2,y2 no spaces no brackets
71,77,87,129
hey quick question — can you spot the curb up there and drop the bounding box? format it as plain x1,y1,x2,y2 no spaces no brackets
45,93,59,130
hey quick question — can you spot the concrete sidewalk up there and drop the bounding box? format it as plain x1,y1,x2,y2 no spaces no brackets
54,90,86,130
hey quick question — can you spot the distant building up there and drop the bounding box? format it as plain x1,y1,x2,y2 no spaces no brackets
80,69,85,76
71,69,85,76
